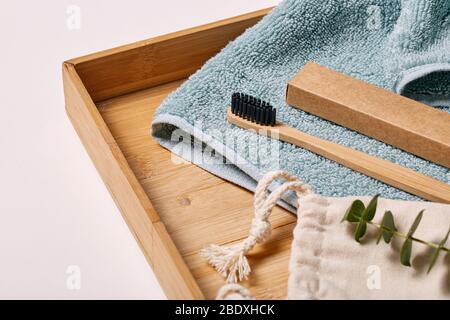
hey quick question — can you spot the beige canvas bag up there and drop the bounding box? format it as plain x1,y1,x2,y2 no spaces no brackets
202,171,450,300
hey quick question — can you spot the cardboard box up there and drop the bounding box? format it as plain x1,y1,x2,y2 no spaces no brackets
286,62,450,169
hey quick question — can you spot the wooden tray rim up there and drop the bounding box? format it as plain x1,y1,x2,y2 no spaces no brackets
63,8,272,300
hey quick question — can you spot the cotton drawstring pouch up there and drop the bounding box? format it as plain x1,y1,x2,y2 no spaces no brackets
202,171,450,300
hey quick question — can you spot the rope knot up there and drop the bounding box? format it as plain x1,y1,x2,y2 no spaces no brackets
249,218,271,244
200,171,311,283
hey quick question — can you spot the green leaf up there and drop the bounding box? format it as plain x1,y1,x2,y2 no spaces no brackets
363,194,379,222
427,227,450,274
355,220,367,243
427,248,441,274
376,211,396,244
376,229,383,244
406,210,424,238
400,211,424,267
441,227,450,247
400,238,413,267
342,200,365,223
376,213,385,244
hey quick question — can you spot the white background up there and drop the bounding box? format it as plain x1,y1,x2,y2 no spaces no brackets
0,0,280,299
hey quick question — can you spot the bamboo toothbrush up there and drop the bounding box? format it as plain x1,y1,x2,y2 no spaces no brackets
228,93,450,204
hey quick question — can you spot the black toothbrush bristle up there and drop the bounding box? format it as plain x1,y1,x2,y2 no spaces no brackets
230,93,276,126
255,106,260,124
231,93,237,114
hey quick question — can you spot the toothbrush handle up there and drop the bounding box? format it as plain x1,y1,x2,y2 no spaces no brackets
228,108,450,203
276,124,450,204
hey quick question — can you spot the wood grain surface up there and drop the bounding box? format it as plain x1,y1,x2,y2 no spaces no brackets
97,82,295,299
70,8,272,103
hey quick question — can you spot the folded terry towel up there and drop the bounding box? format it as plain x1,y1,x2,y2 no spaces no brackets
152,0,450,209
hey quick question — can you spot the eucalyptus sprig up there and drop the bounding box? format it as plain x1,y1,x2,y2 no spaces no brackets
342,195,450,273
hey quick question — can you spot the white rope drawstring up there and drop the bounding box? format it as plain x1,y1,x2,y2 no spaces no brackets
216,284,255,300
200,171,311,283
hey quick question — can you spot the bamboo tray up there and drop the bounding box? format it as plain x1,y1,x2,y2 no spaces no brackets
63,7,297,300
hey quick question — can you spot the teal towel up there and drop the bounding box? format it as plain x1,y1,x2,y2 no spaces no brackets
152,0,450,209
